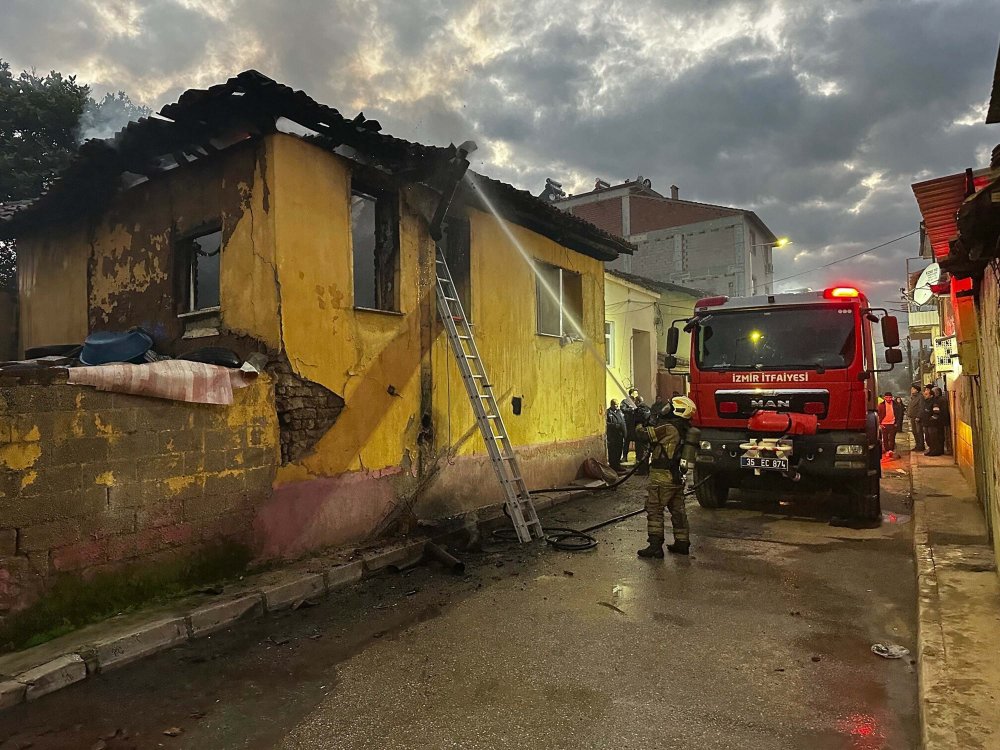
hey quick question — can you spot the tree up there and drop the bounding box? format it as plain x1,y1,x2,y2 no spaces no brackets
0,61,149,292
0,61,90,204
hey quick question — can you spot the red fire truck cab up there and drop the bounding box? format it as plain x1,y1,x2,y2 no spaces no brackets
665,287,903,520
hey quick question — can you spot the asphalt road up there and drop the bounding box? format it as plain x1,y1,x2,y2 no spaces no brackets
0,454,918,750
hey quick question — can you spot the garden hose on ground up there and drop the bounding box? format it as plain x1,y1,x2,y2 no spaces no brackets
494,464,714,551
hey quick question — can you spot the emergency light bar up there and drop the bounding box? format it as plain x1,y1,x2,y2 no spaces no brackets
695,295,729,308
823,287,861,299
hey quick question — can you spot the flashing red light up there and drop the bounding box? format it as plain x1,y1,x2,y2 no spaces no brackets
823,286,861,299
719,401,739,414
803,401,825,415
696,295,729,308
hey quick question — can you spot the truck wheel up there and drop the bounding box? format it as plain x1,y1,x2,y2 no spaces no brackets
848,442,882,520
849,473,881,520
694,470,728,508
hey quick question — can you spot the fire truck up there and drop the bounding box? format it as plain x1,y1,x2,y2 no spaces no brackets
664,286,902,520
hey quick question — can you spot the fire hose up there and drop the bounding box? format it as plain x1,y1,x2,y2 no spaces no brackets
495,461,715,551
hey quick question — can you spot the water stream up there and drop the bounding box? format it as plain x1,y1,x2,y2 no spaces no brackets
465,174,635,402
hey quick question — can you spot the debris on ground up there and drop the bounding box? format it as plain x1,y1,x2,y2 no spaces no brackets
871,643,910,659
563,570,574,577
291,598,319,610
598,601,626,615
163,727,184,737
811,656,822,663
267,635,291,646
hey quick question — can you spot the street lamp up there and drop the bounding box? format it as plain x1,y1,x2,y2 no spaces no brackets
749,237,792,294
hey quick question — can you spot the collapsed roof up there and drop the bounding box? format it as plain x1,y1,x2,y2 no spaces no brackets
0,70,633,260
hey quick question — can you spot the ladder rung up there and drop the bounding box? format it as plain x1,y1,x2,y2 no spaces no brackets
444,296,458,301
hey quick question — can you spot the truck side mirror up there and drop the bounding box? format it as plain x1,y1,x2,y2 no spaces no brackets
885,348,903,365
666,326,679,355
881,315,900,349
663,354,678,370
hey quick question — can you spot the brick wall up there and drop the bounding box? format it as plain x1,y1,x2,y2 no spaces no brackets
628,195,739,234
567,199,623,237
0,376,278,617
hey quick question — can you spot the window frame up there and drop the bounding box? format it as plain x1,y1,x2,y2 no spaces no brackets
605,320,615,366
176,224,223,317
350,179,401,313
535,262,584,339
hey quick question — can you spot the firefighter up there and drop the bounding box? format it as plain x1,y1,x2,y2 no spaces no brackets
637,395,697,558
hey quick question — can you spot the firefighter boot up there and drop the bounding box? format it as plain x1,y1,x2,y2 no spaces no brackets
667,540,690,555
637,535,665,558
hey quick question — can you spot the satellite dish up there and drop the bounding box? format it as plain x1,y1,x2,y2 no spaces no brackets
642,178,652,189
913,263,941,305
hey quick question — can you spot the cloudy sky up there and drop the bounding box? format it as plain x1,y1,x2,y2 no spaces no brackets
3,0,999,304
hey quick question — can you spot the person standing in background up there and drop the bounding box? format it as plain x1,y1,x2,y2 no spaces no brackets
622,390,639,463
893,392,905,442
933,386,952,455
878,391,898,458
923,385,945,456
908,384,924,452
606,400,626,472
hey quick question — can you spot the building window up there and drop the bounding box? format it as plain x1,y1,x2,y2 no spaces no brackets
352,183,399,311
441,216,472,322
605,321,615,366
178,228,222,313
536,263,583,338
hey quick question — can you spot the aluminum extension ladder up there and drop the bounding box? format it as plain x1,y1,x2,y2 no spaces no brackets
433,246,544,543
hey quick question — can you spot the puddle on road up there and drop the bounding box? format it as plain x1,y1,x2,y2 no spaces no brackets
881,511,911,525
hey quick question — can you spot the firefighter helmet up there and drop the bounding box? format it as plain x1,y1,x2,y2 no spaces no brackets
671,395,697,420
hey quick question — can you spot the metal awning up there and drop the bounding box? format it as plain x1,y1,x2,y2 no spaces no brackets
911,171,990,260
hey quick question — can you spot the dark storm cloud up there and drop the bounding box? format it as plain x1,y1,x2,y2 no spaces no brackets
2,0,998,296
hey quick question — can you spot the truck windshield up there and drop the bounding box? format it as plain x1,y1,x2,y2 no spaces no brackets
695,305,857,371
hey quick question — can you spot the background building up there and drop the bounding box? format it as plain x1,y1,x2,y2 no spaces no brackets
605,269,704,403
553,178,778,297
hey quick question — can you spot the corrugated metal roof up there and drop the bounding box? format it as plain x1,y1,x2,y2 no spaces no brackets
0,70,634,260
912,173,969,260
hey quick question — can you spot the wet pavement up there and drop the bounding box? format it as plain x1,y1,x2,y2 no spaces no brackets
0,454,918,749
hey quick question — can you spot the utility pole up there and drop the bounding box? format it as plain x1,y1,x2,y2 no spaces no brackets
906,336,914,383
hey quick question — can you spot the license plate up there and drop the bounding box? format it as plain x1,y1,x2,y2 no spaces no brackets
741,456,789,471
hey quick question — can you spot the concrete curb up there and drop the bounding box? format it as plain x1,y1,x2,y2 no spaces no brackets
910,455,961,750
0,484,600,711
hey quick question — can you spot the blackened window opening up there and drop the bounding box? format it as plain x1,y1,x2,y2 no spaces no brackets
352,185,399,311
442,217,472,322
179,228,222,313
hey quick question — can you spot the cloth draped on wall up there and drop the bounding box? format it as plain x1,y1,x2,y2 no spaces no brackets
67,360,257,405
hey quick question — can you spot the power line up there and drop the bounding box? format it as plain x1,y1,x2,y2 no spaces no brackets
771,230,920,286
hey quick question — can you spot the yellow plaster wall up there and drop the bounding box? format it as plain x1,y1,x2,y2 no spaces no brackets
265,134,422,482
431,209,605,458
220,144,282,348
604,275,658,403
17,224,90,354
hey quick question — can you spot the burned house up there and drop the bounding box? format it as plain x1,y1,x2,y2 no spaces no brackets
0,71,631,612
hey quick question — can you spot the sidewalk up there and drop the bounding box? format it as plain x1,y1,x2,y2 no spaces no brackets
0,487,592,710
911,448,1000,749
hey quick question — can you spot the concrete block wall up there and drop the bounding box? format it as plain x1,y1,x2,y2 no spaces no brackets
974,277,1000,569
0,377,278,618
